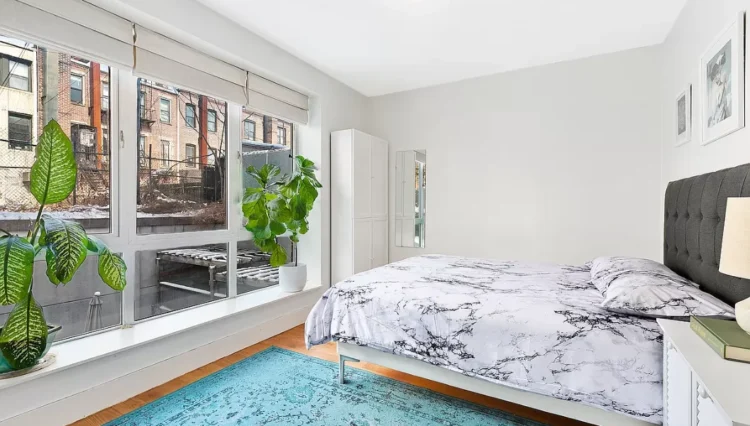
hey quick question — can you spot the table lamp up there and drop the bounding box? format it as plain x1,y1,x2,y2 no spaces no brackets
719,197,750,334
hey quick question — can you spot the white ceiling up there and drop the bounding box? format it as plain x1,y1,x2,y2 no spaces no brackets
198,0,687,97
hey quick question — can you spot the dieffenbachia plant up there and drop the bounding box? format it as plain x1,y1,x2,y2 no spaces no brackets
0,120,127,370
242,156,321,267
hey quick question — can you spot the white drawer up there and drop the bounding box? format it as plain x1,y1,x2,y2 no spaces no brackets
695,381,731,426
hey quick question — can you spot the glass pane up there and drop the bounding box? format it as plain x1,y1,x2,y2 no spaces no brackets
134,243,229,320
236,239,284,295
136,79,227,234
0,256,123,341
0,35,112,233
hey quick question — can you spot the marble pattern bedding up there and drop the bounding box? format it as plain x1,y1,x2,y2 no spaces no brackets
305,255,663,424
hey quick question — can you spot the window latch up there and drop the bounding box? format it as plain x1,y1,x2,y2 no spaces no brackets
120,130,125,149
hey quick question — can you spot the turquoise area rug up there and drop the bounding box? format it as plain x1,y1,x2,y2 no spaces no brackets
106,346,543,426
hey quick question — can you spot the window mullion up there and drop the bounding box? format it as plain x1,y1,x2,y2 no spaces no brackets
118,71,140,325
226,103,242,298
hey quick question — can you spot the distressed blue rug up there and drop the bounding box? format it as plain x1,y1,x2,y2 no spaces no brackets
106,346,543,426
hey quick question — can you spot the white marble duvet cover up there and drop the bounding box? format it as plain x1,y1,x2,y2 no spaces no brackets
305,255,663,424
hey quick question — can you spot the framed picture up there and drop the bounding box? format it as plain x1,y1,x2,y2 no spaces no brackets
676,85,692,146
700,12,746,145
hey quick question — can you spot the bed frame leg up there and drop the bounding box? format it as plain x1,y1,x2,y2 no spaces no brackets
338,355,360,384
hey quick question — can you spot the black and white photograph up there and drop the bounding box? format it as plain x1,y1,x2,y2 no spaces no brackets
701,12,746,145
676,85,692,145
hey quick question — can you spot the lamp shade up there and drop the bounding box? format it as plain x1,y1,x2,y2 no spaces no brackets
720,197,750,279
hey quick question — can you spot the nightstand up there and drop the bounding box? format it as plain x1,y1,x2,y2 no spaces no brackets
659,319,750,426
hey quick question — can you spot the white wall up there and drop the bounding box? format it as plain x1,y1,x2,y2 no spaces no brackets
659,0,750,188
369,47,663,265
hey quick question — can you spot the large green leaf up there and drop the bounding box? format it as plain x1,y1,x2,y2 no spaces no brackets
87,237,127,291
30,120,77,205
0,292,48,369
0,236,34,305
270,243,287,267
42,216,88,285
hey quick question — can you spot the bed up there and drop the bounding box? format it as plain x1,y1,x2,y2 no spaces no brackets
306,163,750,426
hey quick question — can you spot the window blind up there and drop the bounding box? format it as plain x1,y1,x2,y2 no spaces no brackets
0,0,310,124
0,0,133,69
133,24,248,106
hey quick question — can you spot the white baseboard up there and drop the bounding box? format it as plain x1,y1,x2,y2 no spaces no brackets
0,291,319,426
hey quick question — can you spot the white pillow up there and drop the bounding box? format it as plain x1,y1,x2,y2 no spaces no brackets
589,256,698,294
590,257,734,318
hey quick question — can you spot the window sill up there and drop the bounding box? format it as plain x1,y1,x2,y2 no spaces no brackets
0,281,322,391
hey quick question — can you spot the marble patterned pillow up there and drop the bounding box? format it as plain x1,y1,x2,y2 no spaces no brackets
589,256,698,294
590,257,735,318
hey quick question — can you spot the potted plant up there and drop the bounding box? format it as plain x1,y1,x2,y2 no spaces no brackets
0,120,127,374
243,156,321,293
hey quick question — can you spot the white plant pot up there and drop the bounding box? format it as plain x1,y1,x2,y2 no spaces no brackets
279,263,307,293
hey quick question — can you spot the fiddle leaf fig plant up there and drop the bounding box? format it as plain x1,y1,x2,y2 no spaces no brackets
243,155,322,267
0,119,127,371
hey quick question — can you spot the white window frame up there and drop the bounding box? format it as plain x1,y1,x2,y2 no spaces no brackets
117,73,248,325
8,57,30,91
208,109,217,133
70,72,85,105
159,97,171,123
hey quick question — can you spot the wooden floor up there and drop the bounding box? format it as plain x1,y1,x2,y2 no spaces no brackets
73,325,589,426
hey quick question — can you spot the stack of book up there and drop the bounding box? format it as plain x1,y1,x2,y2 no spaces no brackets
691,316,750,363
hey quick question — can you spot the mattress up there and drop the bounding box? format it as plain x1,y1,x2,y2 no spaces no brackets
305,255,663,424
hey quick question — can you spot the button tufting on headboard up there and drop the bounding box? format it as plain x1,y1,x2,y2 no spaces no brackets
664,164,750,305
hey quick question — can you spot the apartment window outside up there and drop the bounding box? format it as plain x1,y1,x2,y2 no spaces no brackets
208,109,217,132
70,74,84,104
102,82,109,111
277,126,286,145
186,143,197,167
8,112,32,151
8,58,30,91
185,103,196,128
244,120,255,140
160,140,170,167
138,135,146,166
139,91,146,118
159,98,171,123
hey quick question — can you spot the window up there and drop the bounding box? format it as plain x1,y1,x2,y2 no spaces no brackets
0,36,115,341
137,78,227,235
8,58,30,91
185,144,197,167
138,135,146,166
208,109,217,132
160,140,170,168
8,112,32,150
70,74,84,104
102,82,109,111
185,103,196,128
244,120,256,140
135,243,228,321
277,126,286,145
139,91,146,118
159,98,171,123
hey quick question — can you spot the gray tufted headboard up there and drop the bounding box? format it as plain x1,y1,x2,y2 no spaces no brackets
664,163,750,305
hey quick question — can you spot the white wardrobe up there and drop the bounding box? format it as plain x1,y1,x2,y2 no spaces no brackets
331,129,388,284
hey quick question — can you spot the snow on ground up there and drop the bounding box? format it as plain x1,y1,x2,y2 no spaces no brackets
0,205,204,220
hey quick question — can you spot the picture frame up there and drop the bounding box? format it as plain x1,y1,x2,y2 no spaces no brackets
676,85,692,146
700,11,746,145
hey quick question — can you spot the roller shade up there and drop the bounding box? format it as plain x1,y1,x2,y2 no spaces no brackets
134,25,247,106
247,73,309,124
0,0,133,69
0,0,310,124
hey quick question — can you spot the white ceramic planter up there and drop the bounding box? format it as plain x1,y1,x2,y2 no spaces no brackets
279,263,307,293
